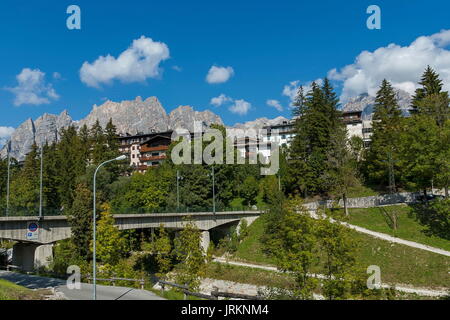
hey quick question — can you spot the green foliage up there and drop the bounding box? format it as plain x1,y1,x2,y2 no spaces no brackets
365,79,404,189
412,199,450,240
263,198,319,299
287,79,343,196
173,217,205,291
260,175,284,206
241,176,258,206
113,165,174,211
324,125,360,215
148,225,173,279
93,203,127,265
50,239,90,276
67,183,93,259
315,211,359,300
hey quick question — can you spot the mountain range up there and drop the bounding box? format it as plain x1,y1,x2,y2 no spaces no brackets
0,90,413,161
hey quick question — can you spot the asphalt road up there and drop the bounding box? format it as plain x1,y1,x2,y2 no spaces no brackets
0,271,165,300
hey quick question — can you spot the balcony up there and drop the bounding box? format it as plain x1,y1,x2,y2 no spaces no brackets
139,155,167,162
140,145,169,153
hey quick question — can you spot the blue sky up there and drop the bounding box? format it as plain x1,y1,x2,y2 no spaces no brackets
1,0,450,138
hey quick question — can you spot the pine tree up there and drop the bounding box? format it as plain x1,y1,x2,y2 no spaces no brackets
56,126,85,209
412,66,444,109
411,66,450,128
324,126,360,216
78,124,91,165
288,80,343,196
365,80,403,189
68,183,93,259
90,120,108,165
9,143,40,213
42,142,60,212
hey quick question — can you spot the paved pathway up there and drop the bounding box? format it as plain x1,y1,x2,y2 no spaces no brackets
307,210,450,257
0,271,165,300
212,258,449,297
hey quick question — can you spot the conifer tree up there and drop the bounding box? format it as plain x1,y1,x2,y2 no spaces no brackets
365,80,403,189
90,120,108,165
411,66,450,128
68,183,93,259
288,80,343,196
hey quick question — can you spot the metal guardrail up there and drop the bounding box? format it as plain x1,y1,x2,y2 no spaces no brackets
156,279,262,300
1,206,263,217
84,275,146,289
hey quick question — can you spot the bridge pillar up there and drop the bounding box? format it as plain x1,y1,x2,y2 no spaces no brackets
12,242,53,272
200,231,210,254
236,216,258,236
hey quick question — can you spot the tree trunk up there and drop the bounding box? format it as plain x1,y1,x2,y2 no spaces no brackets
343,193,348,217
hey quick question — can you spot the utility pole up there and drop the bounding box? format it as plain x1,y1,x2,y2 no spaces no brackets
387,151,396,194
176,170,182,211
6,142,11,217
212,166,216,214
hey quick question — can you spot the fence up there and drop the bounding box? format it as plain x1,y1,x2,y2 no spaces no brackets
156,279,262,300
84,275,146,290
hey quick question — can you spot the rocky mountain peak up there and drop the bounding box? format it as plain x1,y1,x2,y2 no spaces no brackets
1,97,224,161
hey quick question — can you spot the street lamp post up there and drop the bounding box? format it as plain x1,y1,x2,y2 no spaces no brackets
39,144,44,219
6,143,11,217
92,154,126,300
212,167,215,214
176,170,183,211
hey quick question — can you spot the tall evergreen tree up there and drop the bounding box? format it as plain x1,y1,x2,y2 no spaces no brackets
288,80,343,196
56,126,85,209
68,183,93,259
90,120,108,165
411,66,450,128
9,143,40,212
365,80,403,190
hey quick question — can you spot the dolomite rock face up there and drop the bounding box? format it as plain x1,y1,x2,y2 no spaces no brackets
1,97,224,161
77,96,169,135
233,116,290,130
0,111,73,160
343,89,412,119
168,105,224,132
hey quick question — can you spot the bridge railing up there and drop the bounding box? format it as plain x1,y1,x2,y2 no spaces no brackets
0,207,65,217
0,205,263,217
111,205,263,215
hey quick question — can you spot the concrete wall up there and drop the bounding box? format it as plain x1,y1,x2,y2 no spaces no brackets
303,192,421,210
12,242,53,272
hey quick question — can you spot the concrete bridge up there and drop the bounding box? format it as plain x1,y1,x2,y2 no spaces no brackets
0,211,261,272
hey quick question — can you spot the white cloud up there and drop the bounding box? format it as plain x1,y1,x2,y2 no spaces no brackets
80,36,170,88
172,65,182,72
6,68,59,106
52,72,62,80
210,93,232,107
209,93,251,115
328,29,450,102
266,99,283,112
0,126,14,147
229,99,251,115
282,79,323,107
206,65,234,84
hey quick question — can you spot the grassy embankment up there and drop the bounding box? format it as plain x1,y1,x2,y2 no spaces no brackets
0,279,50,300
223,214,450,289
